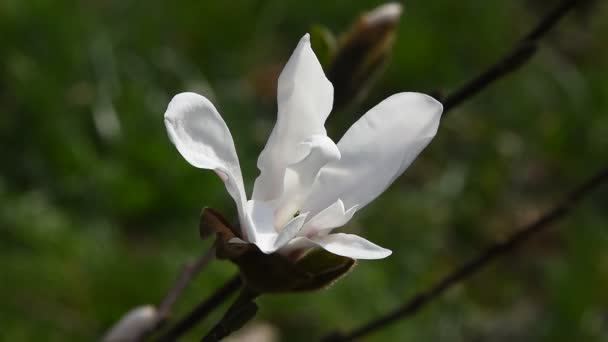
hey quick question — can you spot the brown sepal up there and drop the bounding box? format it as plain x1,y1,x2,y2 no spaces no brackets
232,246,356,293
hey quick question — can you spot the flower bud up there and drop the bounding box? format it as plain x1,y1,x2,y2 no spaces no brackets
327,2,403,111
102,305,158,342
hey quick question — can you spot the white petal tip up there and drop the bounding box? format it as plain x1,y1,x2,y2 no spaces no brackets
352,247,392,260
165,92,206,119
364,3,403,25
314,233,393,260
301,33,311,42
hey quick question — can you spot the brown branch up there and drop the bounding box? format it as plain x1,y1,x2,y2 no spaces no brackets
200,288,260,342
441,0,580,114
136,245,216,341
154,275,242,342
157,245,217,321
322,166,608,342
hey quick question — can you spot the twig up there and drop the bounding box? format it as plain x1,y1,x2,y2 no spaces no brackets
154,275,242,342
321,166,608,342
441,0,579,114
136,245,217,341
157,245,217,321
200,288,260,342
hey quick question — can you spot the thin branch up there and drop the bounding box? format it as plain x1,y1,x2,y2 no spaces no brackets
154,275,242,342
200,288,260,342
318,2,588,340
136,245,217,341
441,0,579,114
322,166,608,342
157,245,217,321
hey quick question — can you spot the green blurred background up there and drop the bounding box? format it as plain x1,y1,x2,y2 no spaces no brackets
1,0,607,341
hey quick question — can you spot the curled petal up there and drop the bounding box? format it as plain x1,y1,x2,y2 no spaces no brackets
273,213,308,251
280,233,391,260
314,233,392,260
164,92,250,239
245,200,308,254
273,135,340,227
303,92,443,215
299,199,358,238
253,33,334,202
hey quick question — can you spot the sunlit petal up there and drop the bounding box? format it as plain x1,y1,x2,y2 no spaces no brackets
253,34,334,202
299,199,358,238
303,92,442,215
279,233,391,260
164,92,249,238
273,135,340,227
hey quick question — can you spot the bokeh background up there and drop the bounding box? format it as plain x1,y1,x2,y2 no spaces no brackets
1,0,608,341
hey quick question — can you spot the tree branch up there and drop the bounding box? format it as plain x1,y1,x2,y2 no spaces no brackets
135,245,217,341
200,288,260,342
319,1,589,340
441,0,579,114
154,275,242,342
322,166,608,341
157,246,217,322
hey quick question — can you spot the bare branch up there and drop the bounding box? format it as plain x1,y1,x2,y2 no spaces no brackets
319,1,592,340
200,288,260,342
153,275,242,342
441,0,580,114
157,245,217,322
322,166,608,341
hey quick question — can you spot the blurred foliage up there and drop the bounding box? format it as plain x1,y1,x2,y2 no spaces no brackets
1,0,608,341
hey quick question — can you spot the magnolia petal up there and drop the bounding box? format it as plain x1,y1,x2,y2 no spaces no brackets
313,233,392,259
273,213,308,251
299,199,358,238
303,92,443,215
273,135,340,228
279,233,391,260
279,236,317,256
245,200,279,253
246,201,308,254
164,92,250,238
253,33,334,202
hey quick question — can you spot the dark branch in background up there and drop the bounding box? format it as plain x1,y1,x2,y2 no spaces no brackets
136,245,217,341
441,0,579,114
154,275,242,342
157,246,217,322
200,288,260,342
322,166,608,342
321,1,586,341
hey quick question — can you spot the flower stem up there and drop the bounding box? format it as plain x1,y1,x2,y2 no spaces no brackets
200,288,260,342
153,275,242,342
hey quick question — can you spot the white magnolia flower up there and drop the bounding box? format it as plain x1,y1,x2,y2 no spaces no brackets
164,34,442,260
